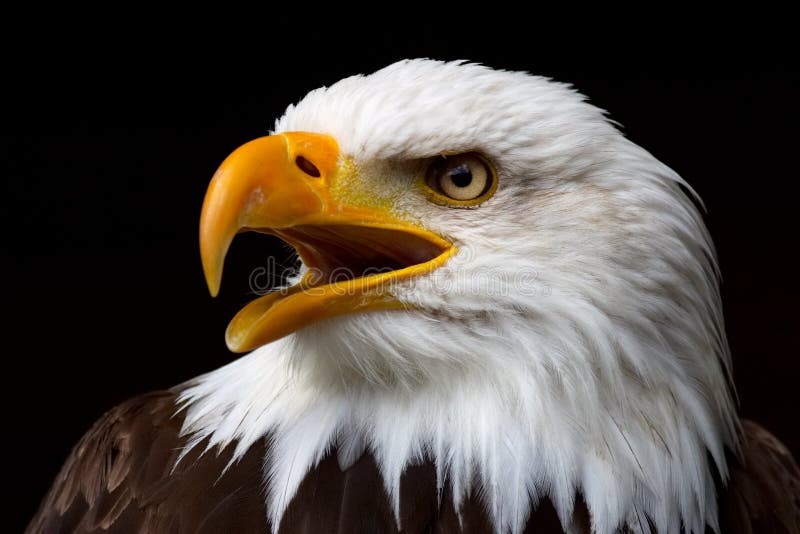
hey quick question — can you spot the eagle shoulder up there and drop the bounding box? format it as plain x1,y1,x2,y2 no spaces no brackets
26,390,268,534
719,419,800,534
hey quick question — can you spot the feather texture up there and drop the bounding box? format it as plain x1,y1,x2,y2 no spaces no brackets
27,393,797,533
182,59,741,532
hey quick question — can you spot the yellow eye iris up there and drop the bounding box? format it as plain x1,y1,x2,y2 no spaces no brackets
424,152,497,206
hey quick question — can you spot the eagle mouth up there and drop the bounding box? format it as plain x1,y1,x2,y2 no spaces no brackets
198,132,458,352
221,222,456,352
267,224,452,286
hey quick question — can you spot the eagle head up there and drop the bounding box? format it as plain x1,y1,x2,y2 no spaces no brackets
190,59,738,533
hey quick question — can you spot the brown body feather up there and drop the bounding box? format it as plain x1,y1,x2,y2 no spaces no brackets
718,420,800,534
26,391,268,533
27,392,798,533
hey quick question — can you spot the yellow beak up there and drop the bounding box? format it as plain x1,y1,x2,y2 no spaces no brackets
199,132,456,352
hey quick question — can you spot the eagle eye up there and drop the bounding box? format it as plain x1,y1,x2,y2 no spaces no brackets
424,153,497,206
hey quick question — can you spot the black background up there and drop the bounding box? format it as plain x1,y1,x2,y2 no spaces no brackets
6,15,798,531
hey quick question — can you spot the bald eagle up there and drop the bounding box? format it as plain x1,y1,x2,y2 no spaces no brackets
28,60,798,534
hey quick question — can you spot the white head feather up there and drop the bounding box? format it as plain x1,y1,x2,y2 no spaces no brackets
179,59,739,534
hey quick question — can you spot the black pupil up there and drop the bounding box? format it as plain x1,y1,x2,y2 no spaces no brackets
449,164,472,188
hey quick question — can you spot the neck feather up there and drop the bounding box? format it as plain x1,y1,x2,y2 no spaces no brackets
178,321,737,533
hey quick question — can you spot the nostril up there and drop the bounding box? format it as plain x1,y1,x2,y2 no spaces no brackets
295,156,321,178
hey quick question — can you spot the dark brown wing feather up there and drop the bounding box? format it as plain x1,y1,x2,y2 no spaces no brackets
718,419,800,534
278,450,587,534
26,390,268,534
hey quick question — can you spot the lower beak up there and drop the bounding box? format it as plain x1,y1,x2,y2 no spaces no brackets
199,132,456,352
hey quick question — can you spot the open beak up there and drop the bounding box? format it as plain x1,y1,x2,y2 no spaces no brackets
200,132,456,352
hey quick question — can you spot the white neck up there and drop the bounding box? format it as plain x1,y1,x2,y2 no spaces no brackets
178,313,737,534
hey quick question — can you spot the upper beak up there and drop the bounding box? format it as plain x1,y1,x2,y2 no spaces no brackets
200,132,340,297
199,132,455,352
